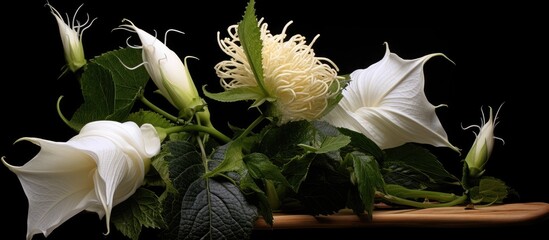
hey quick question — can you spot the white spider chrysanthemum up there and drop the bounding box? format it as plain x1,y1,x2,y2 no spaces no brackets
47,3,96,73
215,19,340,124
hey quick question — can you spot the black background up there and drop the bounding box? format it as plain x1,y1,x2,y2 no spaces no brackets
1,0,547,239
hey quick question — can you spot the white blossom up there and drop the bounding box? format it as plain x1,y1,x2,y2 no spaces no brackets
2,121,160,240
323,43,459,151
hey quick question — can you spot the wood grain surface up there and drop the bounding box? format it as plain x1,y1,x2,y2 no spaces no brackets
254,202,549,229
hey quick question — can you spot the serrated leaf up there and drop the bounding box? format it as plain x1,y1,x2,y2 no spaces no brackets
244,153,289,185
348,151,385,219
127,109,174,128
161,140,257,240
338,127,384,161
258,121,314,161
161,141,201,239
382,163,434,190
238,173,273,226
469,176,509,204
293,154,350,215
150,146,177,202
281,154,315,193
315,135,351,154
296,121,351,154
181,178,257,240
204,139,246,178
383,143,460,190
238,0,268,97
64,48,149,130
112,188,167,240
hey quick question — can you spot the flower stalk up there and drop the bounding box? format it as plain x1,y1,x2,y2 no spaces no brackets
379,192,467,209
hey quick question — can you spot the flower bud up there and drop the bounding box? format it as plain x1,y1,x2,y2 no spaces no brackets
47,3,96,73
463,104,504,178
116,19,205,121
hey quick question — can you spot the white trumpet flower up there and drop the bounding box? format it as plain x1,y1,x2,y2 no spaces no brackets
2,121,161,240
322,43,459,152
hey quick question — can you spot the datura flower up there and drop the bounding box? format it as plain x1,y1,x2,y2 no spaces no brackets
1,120,161,240
215,19,340,124
322,43,459,152
115,19,206,121
463,104,504,178
47,3,96,73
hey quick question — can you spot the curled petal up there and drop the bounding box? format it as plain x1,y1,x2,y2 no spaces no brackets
2,121,161,240
2,138,97,240
323,43,459,152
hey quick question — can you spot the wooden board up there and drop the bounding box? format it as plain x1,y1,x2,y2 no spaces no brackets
254,202,549,229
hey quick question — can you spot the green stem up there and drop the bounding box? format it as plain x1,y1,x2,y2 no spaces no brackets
385,184,460,202
265,180,280,210
380,193,467,208
196,134,208,170
164,125,231,143
141,95,231,143
140,95,180,123
236,115,265,141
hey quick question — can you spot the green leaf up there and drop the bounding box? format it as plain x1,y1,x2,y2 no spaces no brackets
258,121,314,161
204,139,246,178
256,120,352,214
127,109,174,128
382,163,436,190
321,75,351,117
150,145,177,202
382,143,461,190
112,188,167,240
203,85,265,103
469,176,509,204
347,151,385,219
62,48,149,130
239,173,273,226
281,154,315,193
308,121,351,153
238,0,268,97
161,140,257,240
314,135,351,154
338,127,384,161
244,153,289,185
293,154,351,215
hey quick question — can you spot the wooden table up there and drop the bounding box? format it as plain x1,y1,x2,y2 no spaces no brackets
252,202,549,239
255,202,549,228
